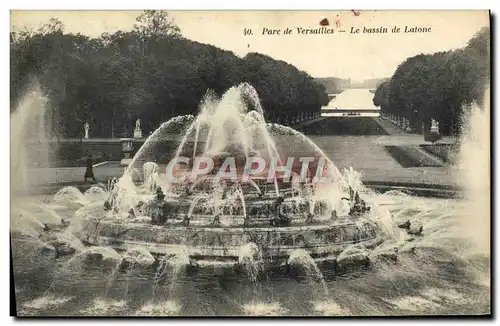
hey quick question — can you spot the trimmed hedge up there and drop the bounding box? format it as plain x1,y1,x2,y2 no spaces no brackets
420,144,457,163
385,145,443,168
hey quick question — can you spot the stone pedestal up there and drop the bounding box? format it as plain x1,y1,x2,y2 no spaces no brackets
430,119,440,134
133,128,142,139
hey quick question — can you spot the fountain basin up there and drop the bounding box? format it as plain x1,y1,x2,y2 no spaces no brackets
79,215,387,264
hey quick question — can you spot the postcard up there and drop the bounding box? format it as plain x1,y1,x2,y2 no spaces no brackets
10,10,491,317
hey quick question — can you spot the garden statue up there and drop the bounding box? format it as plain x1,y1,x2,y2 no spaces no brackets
134,119,143,138
84,122,89,139
430,119,439,134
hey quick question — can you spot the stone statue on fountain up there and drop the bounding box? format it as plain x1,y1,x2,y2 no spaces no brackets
269,196,291,227
211,213,222,226
347,186,371,215
302,182,315,224
305,210,314,224
149,187,169,225
180,216,190,226
210,183,234,227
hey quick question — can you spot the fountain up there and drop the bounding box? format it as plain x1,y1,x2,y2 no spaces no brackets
77,83,391,270
11,83,51,194
10,84,491,316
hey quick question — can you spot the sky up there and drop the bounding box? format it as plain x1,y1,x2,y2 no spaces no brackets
10,10,489,81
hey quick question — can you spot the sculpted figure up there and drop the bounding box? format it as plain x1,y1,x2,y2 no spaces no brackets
269,196,291,227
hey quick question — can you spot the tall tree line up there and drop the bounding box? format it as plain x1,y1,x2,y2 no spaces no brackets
11,11,329,138
373,27,490,136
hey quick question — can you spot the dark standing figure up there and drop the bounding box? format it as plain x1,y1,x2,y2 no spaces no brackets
84,153,97,182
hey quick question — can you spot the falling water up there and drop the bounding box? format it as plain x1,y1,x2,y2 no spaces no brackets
31,246,122,303
143,162,160,191
115,247,156,296
238,242,263,283
11,83,51,194
247,179,262,195
136,300,181,316
22,295,75,315
152,247,190,298
126,115,196,174
12,202,64,231
118,83,353,213
167,84,283,197
202,87,251,158
53,186,89,206
174,115,200,162
152,259,166,298
291,174,303,198
84,186,108,201
52,231,86,253
343,167,363,197
11,82,492,316
175,90,219,161
455,89,490,255
80,297,128,315
242,301,288,316
11,208,46,236
235,186,247,221
267,123,345,185
192,118,201,159
287,249,329,297
111,174,139,213
187,194,209,220
239,242,279,315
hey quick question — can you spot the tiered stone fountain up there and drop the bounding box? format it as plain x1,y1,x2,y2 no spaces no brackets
77,83,393,272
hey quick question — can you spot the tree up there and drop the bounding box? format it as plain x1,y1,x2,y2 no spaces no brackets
133,10,181,39
378,26,490,136
38,18,64,35
11,10,327,138
373,80,389,111
464,26,490,107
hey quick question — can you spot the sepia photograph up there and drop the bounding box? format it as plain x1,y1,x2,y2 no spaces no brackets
9,10,491,317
